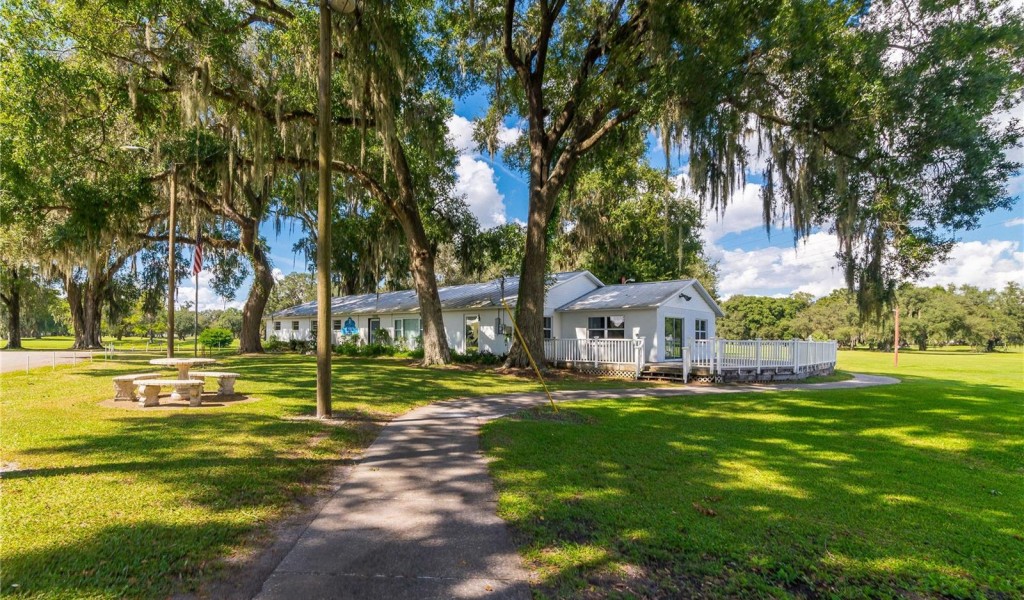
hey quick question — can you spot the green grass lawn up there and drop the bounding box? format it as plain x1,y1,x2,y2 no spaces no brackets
0,354,647,599
2,335,239,352
482,350,1024,598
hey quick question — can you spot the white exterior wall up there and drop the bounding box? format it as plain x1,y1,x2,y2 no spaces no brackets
442,308,508,354
264,275,719,364
266,317,315,342
655,291,718,361
555,309,659,362
544,274,601,314
266,308,515,354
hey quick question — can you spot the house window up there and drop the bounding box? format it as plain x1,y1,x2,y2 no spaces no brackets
291,321,299,331
395,318,421,347
543,316,552,339
310,320,318,337
274,321,281,331
587,316,625,339
695,319,709,340
333,319,342,331
465,315,480,352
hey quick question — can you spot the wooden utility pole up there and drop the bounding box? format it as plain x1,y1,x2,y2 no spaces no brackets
893,305,900,367
316,0,334,418
167,164,177,358
315,0,357,418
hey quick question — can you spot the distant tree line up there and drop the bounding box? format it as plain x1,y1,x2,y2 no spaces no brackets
718,283,1024,351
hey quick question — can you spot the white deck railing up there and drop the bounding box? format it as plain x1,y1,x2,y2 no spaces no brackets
544,338,646,377
690,339,837,375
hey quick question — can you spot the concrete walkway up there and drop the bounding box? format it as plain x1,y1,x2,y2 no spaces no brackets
255,374,898,600
0,350,98,374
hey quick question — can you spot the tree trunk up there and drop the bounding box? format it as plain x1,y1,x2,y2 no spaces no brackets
402,219,450,366
1,273,22,349
505,190,551,368
67,277,104,349
239,224,273,354
380,135,451,366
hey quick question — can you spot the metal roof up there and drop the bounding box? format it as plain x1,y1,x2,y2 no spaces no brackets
271,274,528,318
554,279,725,317
554,280,695,311
268,270,699,320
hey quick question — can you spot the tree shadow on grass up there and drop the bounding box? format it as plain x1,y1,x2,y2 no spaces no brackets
2,520,252,598
484,376,1024,598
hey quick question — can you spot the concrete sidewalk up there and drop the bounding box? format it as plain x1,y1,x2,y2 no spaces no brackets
0,350,99,374
255,374,898,600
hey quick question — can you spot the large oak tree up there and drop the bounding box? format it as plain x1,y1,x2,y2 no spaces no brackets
441,0,1023,367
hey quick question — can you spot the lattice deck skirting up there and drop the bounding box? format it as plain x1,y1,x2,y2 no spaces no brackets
550,362,835,383
548,361,639,380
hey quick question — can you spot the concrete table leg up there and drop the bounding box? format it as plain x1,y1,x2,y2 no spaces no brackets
172,383,194,402
170,365,190,400
113,380,135,401
140,385,160,407
218,377,236,396
189,384,203,407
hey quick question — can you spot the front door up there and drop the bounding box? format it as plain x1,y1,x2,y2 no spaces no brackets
368,318,381,344
465,315,480,353
665,317,684,360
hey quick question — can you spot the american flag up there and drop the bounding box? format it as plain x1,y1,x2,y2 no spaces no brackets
192,234,203,277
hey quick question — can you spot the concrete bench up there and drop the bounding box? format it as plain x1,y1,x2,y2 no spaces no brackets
112,373,163,401
134,379,205,407
190,371,240,396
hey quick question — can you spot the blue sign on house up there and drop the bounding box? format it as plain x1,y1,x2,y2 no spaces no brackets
341,317,359,335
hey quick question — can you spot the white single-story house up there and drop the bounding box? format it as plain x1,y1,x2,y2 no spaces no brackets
265,270,723,363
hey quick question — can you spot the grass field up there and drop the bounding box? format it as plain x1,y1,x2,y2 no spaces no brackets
482,350,1024,598
2,335,239,352
0,354,647,599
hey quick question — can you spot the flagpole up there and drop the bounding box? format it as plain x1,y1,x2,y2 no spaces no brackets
194,271,199,357
193,229,201,357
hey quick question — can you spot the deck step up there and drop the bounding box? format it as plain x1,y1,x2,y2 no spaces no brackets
639,363,690,382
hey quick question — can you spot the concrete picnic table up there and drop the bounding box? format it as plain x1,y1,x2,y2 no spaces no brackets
149,357,216,379
149,358,216,399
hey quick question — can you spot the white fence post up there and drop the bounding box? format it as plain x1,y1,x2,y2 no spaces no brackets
755,338,762,375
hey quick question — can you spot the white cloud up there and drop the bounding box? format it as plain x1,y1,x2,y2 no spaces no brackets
699,182,785,245
922,239,1024,290
715,231,846,299
272,267,285,281
454,155,508,229
496,124,521,147
447,115,520,229
175,270,244,312
445,114,520,155
446,114,476,154
1005,216,1024,227
713,234,1024,299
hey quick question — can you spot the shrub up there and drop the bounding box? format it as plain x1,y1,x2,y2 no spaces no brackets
198,328,233,349
334,341,360,356
361,343,396,357
288,339,310,353
373,329,393,346
451,350,506,365
264,338,285,352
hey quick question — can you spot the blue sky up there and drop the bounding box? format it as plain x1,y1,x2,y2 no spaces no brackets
181,90,1024,310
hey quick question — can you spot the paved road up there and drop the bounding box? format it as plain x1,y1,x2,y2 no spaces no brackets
0,350,100,374
254,373,898,600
